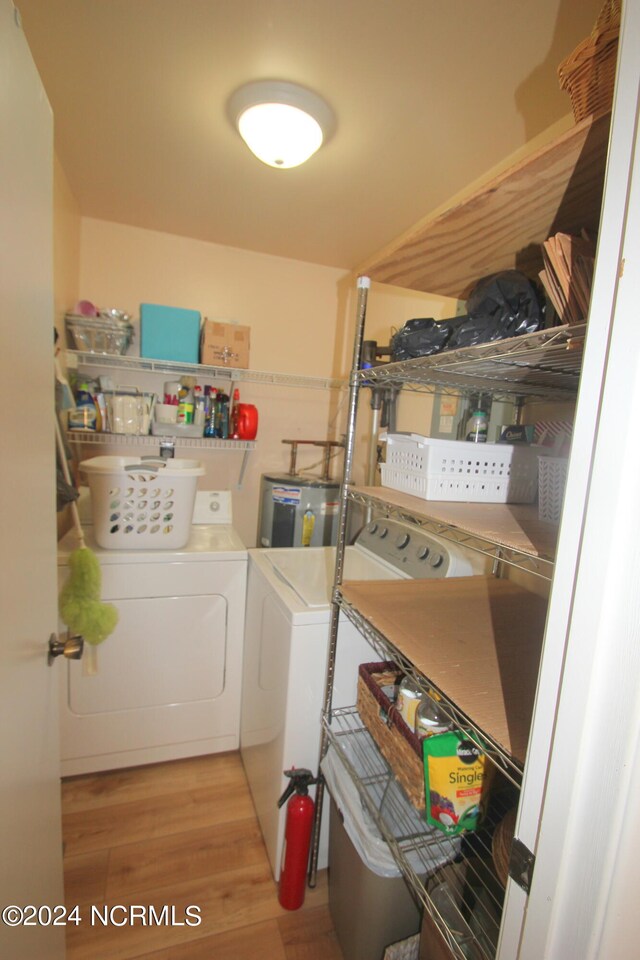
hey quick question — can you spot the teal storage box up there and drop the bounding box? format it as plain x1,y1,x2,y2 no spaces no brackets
140,304,201,362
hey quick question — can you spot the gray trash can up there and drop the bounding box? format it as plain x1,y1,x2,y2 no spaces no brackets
322,746,460,960
328,796,421,960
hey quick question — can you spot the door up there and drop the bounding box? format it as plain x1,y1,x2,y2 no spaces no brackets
0,4,65,958
498,1,640,956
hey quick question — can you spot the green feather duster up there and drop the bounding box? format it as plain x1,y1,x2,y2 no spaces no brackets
59,547,118,645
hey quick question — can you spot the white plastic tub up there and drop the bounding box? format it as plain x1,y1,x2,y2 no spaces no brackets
80,456,204,549
382,433,540,504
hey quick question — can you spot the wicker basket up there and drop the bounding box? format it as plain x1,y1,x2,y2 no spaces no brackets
492,807,517,887
357,662,426,810
558,0,620,122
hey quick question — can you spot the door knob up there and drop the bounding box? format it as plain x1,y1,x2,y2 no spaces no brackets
48,632,84,666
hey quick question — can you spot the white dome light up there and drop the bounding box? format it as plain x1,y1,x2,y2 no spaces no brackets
228,81,335,169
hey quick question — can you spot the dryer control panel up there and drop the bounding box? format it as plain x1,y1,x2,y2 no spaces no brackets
354,518,486,579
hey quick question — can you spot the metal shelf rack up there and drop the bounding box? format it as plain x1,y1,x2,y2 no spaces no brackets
309,278,584,958
66,431,256,486
356,323,586,401
347,487,556,581
325,708,510,960
66,350,345,391
66,431,255,452
336,593,525,788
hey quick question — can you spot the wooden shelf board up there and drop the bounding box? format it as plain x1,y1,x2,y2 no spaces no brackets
341,576,548,764
353,486,558,561
356,111,611,299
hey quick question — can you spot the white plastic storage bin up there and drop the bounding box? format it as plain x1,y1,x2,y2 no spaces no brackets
381,433,539,504
80,456,204,549
537,456,569,523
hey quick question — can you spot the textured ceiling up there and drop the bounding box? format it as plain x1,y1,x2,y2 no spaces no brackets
18,0,603,269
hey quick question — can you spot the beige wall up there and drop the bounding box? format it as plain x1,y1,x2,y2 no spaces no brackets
72,220,453,545
351,281,461,487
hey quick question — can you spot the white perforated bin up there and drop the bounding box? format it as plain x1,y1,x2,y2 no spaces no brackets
381,433,539,504
80,456,205,549
537,456,569,523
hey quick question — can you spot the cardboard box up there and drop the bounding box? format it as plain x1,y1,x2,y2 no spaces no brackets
140,304,201,363
200,320,250,368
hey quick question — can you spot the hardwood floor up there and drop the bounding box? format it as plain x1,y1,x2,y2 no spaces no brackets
61,752,344,960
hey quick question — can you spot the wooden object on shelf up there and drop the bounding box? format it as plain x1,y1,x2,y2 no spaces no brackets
540,231,596,324
356,663,425,810
558,0,620,123
356,111,610,300
352,486,559,562
340,576,548,764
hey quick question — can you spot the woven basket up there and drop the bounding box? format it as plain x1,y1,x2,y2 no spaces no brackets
492,807,517,887
357,662,426,810
558,0,620,122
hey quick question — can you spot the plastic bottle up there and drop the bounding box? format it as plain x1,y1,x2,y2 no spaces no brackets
204,387,218,437
415,689,453,740
230,388,240,439
396,675,423,730
466,410,488,443
177,385,194,424
215,390,229,439
69,382,97,431
193,385,207,429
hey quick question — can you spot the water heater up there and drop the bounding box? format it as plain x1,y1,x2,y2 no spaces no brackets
257,439,343,548
258,474,340,547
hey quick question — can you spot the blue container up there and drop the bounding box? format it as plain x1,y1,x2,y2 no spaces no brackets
140,304,201,363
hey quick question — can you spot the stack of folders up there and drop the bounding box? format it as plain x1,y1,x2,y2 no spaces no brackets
539,231,596,326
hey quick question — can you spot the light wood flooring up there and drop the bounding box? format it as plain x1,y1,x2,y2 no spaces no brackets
61,752,344,960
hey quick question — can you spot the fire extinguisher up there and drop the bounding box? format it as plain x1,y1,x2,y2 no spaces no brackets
277,768,317,910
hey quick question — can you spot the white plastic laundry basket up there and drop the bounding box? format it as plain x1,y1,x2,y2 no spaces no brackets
381,434,539,504
80,456,205,549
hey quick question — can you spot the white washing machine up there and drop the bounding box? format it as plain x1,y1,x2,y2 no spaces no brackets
240,518,488,880
57,490,247,776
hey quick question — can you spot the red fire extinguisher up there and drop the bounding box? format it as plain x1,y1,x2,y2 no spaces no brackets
277,768,317,910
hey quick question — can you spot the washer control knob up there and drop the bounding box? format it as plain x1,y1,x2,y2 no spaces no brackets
396,533,411,550
417,546,430,561
368,523,379,535
379,526,389,539
429,553,444,568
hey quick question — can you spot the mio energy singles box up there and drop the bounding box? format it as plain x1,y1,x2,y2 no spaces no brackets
423,731,492,836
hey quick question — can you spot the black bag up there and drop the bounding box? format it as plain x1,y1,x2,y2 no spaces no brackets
447,270,544,350
390,317,456,361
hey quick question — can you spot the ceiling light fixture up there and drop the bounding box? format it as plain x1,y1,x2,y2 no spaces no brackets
228,80,335,169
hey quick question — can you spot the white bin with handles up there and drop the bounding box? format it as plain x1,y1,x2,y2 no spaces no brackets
80,456,204,549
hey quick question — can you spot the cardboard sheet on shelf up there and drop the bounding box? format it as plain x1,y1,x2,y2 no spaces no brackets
354,486,558,560
341,576,547,764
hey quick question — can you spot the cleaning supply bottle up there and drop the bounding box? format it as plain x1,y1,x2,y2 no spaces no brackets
204,387,218,437
177,384,195,424
193,385,206,430
68,382,97,431
466,410,488,443
215,389,229,439
230,388,240,439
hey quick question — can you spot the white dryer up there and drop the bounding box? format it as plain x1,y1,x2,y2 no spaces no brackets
240,518,488,880
57,490,247,776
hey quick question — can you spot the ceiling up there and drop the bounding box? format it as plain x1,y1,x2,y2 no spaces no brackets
18,0,603,271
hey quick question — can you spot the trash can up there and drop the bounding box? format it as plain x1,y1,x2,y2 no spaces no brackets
322,746,460,960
